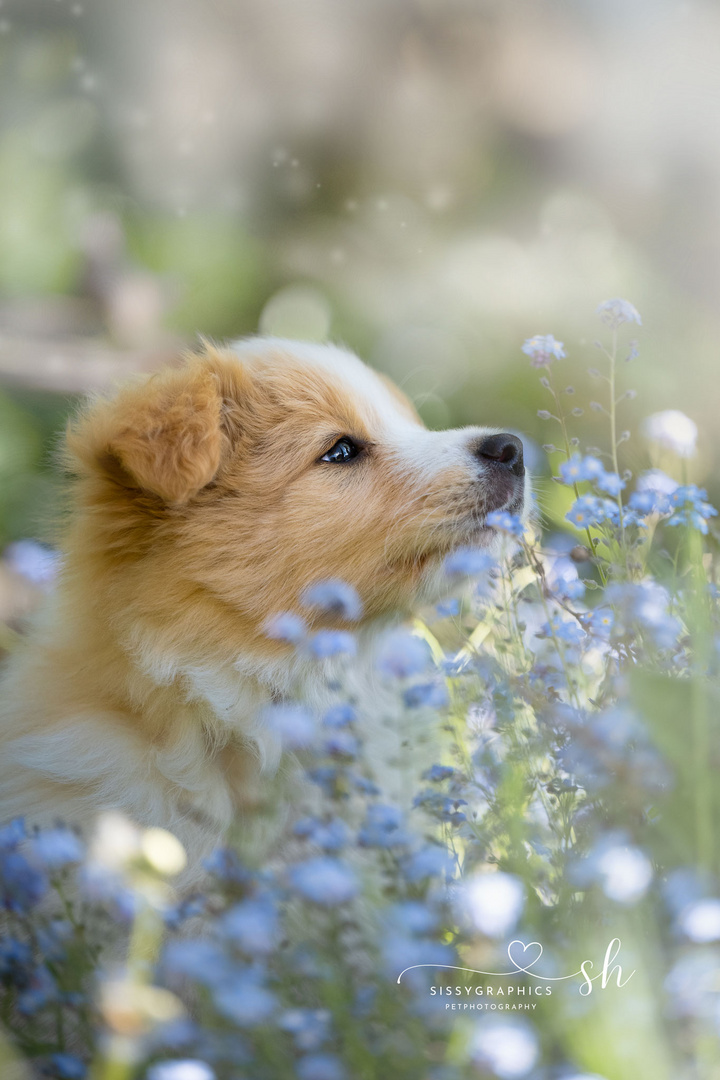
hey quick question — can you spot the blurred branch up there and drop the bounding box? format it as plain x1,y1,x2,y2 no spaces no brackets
0,334,182,394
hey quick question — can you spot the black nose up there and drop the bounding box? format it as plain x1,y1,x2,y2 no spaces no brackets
474,433,524,477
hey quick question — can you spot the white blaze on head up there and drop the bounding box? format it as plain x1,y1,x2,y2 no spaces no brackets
231,336,495,484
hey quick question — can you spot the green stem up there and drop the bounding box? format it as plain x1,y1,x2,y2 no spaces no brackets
544,367,607,585
522,540,581,708
607,327,630,577
686,528,713,871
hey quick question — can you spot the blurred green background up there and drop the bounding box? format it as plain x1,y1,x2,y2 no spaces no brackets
1,0,719,607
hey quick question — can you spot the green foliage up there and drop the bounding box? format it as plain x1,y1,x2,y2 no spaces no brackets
128,215,271,339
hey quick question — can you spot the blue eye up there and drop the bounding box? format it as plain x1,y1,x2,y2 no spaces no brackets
321,437,361,463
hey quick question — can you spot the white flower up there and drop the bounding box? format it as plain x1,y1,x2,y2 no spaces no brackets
678,899,720,943
147,1062,215,1080
597,845,652,904
636,469,678,496
643,410,698,458
88,812,141,870
634,581,671,626
459,871,524,937
471,1019,539,1078
141,827,187,876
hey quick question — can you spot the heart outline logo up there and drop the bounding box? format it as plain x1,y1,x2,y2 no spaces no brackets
507,940,543,973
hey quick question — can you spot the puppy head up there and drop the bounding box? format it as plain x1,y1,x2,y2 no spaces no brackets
65,339,528,658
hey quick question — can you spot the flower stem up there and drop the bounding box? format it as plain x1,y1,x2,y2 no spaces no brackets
544,367,607,585
607,327,630,577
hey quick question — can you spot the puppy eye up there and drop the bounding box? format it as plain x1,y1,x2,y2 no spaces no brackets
320,437,361,463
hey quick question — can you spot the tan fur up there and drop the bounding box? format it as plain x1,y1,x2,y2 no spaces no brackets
0,338,527,881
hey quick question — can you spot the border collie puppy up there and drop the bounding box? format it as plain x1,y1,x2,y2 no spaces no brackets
0,338,527,878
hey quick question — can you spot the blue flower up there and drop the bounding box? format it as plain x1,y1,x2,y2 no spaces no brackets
634,587,682,643
566,494,617,529
322,703,356,728
669,483,706,508
77,863,137,921
221,896,279,955
665,484,718,534
306,765,341,796
0,850,48,912
403,681,449,709
47,1054,87,1080
424,764,456,782
629,489,668,515
620,508,647,529
597,298,642,327
443,548,495,576
296,1052,347,1080
558,454,604,484
30,827,83,869
667,509,706,533
413,790,467,824
293,817,350,851
521,334,566,367
665,951,720,1020
203,848,253,886
381,934,453,981
309,630,357,658
213,971,277,1026
358,805,412,848
436,598,460,617
486,510,524,536
561,708,667,796
302,579,363,621
615,581,683,649
279,1008,331,1051
539,614,586,645
348,772,381,795
662,870,707,920
36,919,73,962
164,896,207,931
324,730,359,758
0,936,32,981
264,612,307,644
558,577,585,600
163,939,234,987
263,703,316,750
4,540,59,587
17,963,57,1014
586,608,614,639
384,900,438,934
352,985,376,1018
581,455,606,480
376,630,431,678
565,494,603,528
441,656,466,677
0,818,25,851
290,857,358,905
596,470,625,496
403,845,455,882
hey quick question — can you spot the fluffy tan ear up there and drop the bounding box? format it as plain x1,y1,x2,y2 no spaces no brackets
68,363,224,505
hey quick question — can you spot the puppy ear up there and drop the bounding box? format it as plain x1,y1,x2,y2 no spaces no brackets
69,363,224,505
